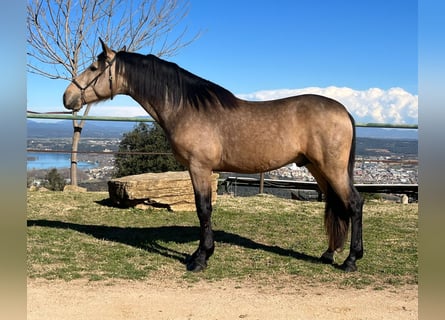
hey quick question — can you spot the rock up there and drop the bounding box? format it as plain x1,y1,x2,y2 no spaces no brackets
108,171,219,212
401,194,409,204
63,185,87,193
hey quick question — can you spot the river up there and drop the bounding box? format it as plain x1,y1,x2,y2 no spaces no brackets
27,152,99,170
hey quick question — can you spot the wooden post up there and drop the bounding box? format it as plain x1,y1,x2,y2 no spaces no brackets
70,104,92,186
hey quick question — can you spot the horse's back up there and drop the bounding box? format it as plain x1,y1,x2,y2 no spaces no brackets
231,94,354,147
207,94,354,173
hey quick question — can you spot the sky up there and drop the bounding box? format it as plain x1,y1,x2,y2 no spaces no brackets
27,0,418,124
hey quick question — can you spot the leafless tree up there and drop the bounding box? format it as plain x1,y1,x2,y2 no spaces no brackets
27,0,199,186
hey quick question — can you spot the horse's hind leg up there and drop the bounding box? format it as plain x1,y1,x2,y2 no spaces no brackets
341,185,364,272
323,178,364,272
307,163,364,271
186,167,215,272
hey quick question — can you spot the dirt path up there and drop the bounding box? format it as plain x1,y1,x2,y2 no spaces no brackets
27,278,417,320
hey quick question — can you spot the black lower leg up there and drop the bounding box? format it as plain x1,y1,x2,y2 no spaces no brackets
320,249,335,264
341,190,364,272
186,190,214,272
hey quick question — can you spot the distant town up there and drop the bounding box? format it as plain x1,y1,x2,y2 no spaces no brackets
268,157,418,185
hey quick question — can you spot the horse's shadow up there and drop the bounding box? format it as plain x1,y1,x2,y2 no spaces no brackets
27,218,322,267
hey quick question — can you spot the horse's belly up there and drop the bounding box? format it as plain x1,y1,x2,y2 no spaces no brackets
218,145,301,173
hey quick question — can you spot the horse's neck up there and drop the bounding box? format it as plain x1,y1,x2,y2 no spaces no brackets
127,90,175,130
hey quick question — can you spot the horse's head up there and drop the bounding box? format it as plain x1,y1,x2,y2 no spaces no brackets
63,39,123,111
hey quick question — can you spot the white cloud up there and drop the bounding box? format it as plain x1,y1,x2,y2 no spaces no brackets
80,86,418,125
237,86,418,124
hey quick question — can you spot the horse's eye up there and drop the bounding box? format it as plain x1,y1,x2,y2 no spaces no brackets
89,65,98,71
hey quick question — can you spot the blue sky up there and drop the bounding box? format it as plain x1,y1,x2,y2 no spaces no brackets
27,0,418,124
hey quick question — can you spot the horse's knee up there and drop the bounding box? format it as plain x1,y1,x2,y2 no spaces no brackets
349,187,364,213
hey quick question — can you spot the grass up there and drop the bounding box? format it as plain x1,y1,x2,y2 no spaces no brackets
27,191,418,289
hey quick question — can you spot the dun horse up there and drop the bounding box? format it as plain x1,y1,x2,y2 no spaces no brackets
63,39,364,272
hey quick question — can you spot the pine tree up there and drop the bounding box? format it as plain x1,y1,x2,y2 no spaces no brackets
114,122,186,177
44,168,66,191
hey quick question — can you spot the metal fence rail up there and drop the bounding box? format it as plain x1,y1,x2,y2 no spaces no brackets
27,112,156,122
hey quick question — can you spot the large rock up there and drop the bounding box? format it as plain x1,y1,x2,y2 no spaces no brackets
108,171,219,212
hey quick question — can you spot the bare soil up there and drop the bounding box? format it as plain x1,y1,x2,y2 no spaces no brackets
27,278,417,320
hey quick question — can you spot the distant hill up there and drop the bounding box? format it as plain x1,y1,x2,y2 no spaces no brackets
356,127,418,140
27,120,141,138
28,119,418,140
355,137,417,157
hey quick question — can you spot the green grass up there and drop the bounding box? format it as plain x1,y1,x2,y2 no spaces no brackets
27,191,417,288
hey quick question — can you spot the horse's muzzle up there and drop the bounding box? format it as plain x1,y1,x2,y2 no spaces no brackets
63,90,82,111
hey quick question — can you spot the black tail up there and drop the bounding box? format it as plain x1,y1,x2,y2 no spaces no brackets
324,113,357,251
325,186,350,251
347,113,357,186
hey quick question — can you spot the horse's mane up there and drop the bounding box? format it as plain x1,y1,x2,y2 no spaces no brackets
115,51,238,110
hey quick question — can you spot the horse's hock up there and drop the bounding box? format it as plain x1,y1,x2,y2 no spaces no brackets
108,171,219,212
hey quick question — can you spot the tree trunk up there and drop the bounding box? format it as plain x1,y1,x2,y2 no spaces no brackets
70,125,81,186
70,104,92,186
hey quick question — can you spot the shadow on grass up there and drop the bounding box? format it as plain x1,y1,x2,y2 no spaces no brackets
27,219,321,267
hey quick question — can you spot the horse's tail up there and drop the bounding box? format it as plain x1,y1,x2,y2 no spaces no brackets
347,113,356,186
324,112,356,252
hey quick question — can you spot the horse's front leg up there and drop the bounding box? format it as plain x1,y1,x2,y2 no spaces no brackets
186,168,214,272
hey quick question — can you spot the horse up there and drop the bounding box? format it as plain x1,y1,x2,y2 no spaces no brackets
63,39,364,272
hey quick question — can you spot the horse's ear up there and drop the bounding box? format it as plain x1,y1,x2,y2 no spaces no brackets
120,45,127,52
99,37,113,58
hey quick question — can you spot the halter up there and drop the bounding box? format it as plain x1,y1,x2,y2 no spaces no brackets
71,56,117,105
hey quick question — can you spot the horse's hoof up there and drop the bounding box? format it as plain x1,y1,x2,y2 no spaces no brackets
186,259,207,272
320,251,334,264
340,260,358,272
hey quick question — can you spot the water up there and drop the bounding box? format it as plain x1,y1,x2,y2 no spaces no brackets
27,152,99,170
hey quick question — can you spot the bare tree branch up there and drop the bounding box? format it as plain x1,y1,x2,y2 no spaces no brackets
27,0,200,80
27,0,201,186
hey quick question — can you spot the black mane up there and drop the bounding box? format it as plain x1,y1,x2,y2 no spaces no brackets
115,52,238,110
